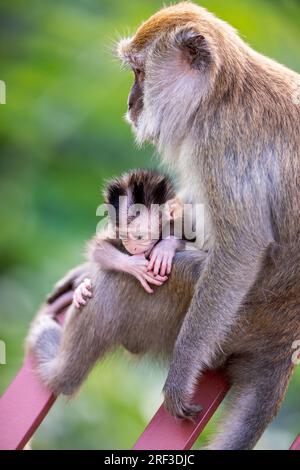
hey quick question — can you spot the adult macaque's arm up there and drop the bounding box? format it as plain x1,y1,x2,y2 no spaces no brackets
163,196,274,419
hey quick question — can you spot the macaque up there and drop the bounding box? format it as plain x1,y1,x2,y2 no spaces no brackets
116,1,300,445
82,168,186,299
27,168,199,397
49,169,188,306
27,2,300,450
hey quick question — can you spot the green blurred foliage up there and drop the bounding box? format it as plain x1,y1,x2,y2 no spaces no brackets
0,0,299,450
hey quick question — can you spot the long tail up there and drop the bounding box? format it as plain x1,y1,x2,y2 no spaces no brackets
206,355,294,450
26,300,112,396
34,319,61,366
26,312,63,387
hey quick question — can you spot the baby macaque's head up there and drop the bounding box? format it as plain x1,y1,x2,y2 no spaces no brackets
104,169,180,255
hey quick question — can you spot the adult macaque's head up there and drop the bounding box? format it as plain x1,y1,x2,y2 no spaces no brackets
117,2,243,154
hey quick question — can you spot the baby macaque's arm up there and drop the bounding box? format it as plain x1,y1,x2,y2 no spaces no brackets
79,235,168,300
147,198,188,277
147,237,185,277
87,235,132,272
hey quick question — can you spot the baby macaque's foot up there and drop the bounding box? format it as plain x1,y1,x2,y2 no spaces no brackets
148,238,182,276
73,278,92,309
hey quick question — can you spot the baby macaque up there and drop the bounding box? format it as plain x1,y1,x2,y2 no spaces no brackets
50,169,189,308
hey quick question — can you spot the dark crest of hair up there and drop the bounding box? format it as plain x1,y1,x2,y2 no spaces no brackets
103,169,176,223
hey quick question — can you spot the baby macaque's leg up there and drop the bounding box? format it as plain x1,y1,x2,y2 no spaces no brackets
47,263,89,304
34,303,115,396
148,238,185,276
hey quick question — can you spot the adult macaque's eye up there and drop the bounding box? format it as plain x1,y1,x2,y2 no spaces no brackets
133,67,144,81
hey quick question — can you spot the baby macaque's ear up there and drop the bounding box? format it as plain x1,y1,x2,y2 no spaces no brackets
175,28,212,70
165,197,183,220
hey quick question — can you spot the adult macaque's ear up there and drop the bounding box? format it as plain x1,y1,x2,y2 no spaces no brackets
175,28,212,70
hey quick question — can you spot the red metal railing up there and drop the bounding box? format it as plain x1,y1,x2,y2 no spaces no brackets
290,434,300,450
0,292,299,450
134,371,228,450
0,292,72,451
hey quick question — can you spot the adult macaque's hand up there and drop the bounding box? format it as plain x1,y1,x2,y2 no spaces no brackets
124,254,168,294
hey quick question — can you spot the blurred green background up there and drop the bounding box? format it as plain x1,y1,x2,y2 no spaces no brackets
0,0,299,450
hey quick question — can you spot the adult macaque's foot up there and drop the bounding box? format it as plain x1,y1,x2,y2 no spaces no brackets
73,278,92,309
163,384,202,420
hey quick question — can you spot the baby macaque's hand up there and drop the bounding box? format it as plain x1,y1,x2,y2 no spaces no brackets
73,278,93,309
148,238,180,276
124,254,168,294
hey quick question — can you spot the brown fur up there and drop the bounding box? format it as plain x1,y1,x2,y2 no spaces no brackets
27,2,300,450
118,1,300,447
104,168,176,214
27,247,296,449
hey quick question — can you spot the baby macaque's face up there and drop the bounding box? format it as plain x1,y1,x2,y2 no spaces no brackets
120,209,163,255
122,238,156,255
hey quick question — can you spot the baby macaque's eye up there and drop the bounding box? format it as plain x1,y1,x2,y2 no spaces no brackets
133,232,148,241
133,233,143,241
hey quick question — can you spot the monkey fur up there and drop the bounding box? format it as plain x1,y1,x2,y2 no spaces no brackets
27,2,300,450
27,246,297,450
117,0,300,428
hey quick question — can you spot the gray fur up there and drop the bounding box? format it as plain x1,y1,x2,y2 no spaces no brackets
118,1,300,432
27,246,296,449
27,2,300,450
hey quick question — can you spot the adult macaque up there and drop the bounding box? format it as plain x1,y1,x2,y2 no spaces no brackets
27,2,300,450
117,0,300,424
